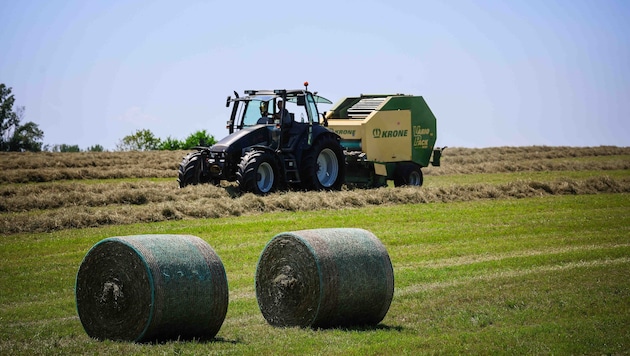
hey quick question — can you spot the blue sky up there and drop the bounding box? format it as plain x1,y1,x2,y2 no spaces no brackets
1,0,628,150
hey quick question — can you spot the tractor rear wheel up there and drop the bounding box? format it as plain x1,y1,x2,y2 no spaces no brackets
394,163,423,187
237,150,279,195
178,151,212,188
300,134,345,191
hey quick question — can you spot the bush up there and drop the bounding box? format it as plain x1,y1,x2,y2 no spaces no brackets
114,129,216,151
182,130,216,149
159,137,182,151
59,144,80,152
87,144,104,152
116,129,161,151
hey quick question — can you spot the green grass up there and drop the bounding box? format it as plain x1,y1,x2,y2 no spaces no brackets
1,193,628,355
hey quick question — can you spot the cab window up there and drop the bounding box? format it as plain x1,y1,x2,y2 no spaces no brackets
242,100,267,126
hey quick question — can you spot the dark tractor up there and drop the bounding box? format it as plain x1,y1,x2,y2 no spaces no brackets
178,83,346,195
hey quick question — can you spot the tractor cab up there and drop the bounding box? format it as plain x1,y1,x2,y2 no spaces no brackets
225,86,332,138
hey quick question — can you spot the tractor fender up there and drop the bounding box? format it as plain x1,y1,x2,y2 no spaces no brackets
289,125,342,164
241,145,283,173
242,144,276,156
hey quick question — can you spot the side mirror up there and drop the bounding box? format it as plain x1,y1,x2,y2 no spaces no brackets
226,96,231,107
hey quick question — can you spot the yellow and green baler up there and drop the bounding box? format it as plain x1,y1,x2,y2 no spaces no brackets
325,94,444,188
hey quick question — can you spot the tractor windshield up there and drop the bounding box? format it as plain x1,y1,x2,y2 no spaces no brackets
242,98,271,126
234,90,332,128
240,95,306,127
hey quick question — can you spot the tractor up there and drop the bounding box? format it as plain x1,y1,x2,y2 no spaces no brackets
177,83,345,194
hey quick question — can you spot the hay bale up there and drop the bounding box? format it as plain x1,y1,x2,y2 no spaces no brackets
75,234,228,342
255,228,394,328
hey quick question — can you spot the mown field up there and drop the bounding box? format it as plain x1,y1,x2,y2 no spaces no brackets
1,146,629,235
1,146,629,355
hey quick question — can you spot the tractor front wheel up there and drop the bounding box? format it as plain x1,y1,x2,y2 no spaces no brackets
237,150,279,195
178,151,211,188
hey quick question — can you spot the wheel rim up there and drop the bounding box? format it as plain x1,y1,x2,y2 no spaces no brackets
257,162,274,193
408,171,421,186
316,148,339,188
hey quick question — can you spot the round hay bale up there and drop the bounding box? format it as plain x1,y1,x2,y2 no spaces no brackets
75,234,228,342
255,228,394,328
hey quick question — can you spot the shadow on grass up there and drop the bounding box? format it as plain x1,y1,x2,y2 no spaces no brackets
145,336,242,345
319,323,405,333
223,184,307,199
204,336,242,345
224,185,242,199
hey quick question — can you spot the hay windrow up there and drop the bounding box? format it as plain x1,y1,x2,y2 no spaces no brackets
0,150,186,170
1,175,628,235
0,146,628,183
1,146,628,234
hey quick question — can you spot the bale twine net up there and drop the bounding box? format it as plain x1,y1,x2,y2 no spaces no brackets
75,234,228,342
255,228,394,328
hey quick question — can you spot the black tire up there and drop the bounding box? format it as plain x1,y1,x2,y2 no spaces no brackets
300,134,346,191
394,162,423,187
237,150,279,195
177,151,211,188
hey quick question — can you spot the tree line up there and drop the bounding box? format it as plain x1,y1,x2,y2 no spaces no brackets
1,83,215,152
115,128,216,152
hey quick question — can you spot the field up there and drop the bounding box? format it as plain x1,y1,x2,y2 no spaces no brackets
1,146,629,354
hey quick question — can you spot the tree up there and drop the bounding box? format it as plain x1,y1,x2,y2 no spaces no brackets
7,121,44,152
87,144,104,152
1,84,19,150
1,84,44,152
116,129,161,151
56,144,81,152
159,136,182,150
182,130,216,149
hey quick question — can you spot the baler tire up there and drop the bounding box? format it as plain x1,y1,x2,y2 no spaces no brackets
237,150,279,195
394,163,423,187
300,134,346,191
178,151,211,188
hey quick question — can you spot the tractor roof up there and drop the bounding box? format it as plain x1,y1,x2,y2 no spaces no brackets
232,89,332,104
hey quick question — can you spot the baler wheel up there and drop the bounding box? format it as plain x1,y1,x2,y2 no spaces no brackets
394,163,424,187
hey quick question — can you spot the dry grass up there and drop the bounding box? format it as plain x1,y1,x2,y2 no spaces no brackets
424,145,630,175
1,176,628,235
1,146,628,234
0,150,185,183
1,146,628,184
0,150,185,170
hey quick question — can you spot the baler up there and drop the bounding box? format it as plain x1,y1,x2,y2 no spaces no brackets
325,94,444,188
